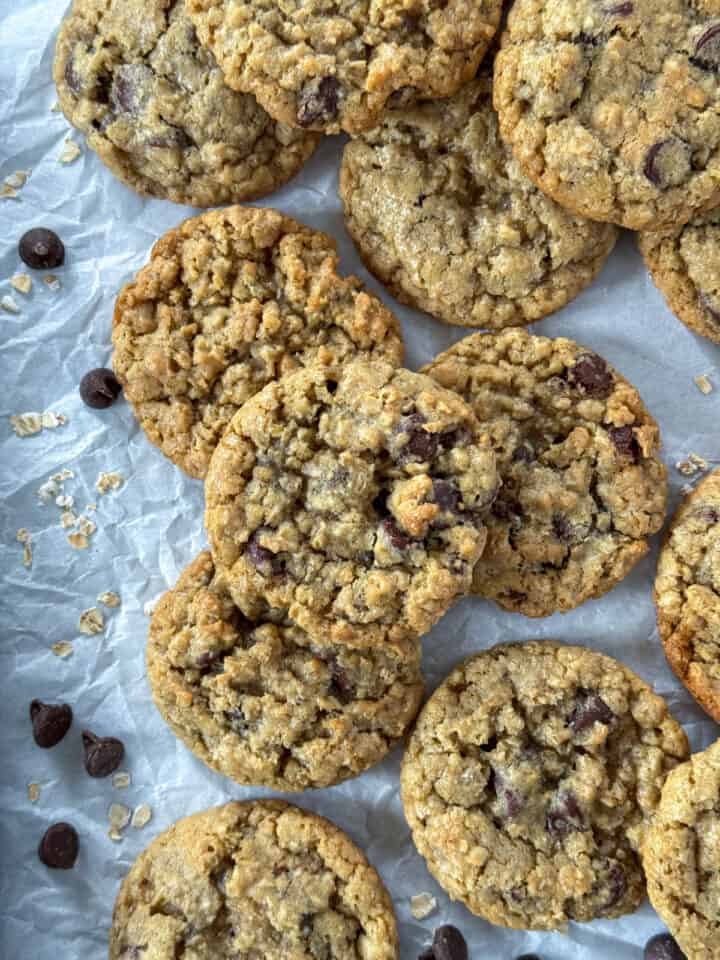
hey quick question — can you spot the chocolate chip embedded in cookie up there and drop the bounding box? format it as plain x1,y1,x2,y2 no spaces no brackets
53,0,318,206
147,551,424,790
654,469,720,722
112,205,404,480
639,209,720,345
494,0,720,230
204,359,498,646
185,0,503,134
422,329,667,617
643,739,720,959
340,78,617,330
401,641,689,931
109,800,399,960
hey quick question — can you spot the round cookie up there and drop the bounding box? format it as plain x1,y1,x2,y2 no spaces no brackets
655,469,720,722
339,77,617,330
643,739,720,960
53,0,318,206
423,329,667,617
204,359,498,646
110,799,399,959
185,0,503,134
494,0,720,231
640,209,720,345
401,640,690,931
148,550,424,790
112,205,404,479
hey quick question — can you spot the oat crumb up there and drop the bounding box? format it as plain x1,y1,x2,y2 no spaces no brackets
61,510,78,529
6,170,29,189
59,138,82,164
51,101,61,112
43,274,61,291
96,472,125,495
131,804,152,829
112,771,131,789
0,183,17,200
77,516,97,537
1,294,21,314
68,533,89,550
109,803,131,831
694,374,714,395
16,528,32,568
51,640,73,658
51,469,74,483
143,595,162,617
38,479,60,503
108,827,124,842
41,411,67,429
56,494,74,509
85,503,97,512
98,591,120,608
10,411,67,436
10,274,32,295
28,782,40,803
676,453,709,477
410,893,437,920
79,607,104,635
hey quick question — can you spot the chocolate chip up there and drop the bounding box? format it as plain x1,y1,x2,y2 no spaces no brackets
546,790,585,838
297,76,340,126
491,770,523,819
643,138,691,189
64,55,82,96
388,85,418,108
433,479,460,512
492,496,524,522
79,368,122,409
695,506,719,523
552,515,572,541
599,860,627,910
512,442,535,463
644,933,686,960
693,23,720,69
418,950,435,960
382,516,411,550
605,1,633,13
18,228,65,270
146,125,193,150
246,532,281,576
30,699,72,748
225,707,247,734
415,194,427,208
567,354,613,398
110,64,153,115
82,730,124,777
569,689,614,733
397,413,439,463
38,822,79,869
608,424,639,460
327,657,354,704
432,925,468,960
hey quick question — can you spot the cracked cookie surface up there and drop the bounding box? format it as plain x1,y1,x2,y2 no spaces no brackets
148,551,424,790
340,77,617,330
494,0,720,230
185,0,502,134
643,738,720,960
204,359,498,645
400,641,689,931
53,0,318,206
640,209,720,345
423,329,667,617
110,799,399,960
655,469,720,722
112,206,404,479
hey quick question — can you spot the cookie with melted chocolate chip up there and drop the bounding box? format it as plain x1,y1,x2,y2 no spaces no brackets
401,641,689,930
423,329,667,617
204,359,498,646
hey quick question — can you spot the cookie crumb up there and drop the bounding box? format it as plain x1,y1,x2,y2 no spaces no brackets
38,478,60,502
143,595,162,617
410,892,438,919
6,170,29,189
85,503,97,512
694,374,714,395
51,101,61,112
676,453,709,477
112,771,131,789
28,782,40,803
10,274,32,294
68,533,89,550
98,591,120,608
60,510,78,529
77,516,97,537
16,528,32,568
41,411,67,429
79,607,104,635
51,640,73,658
1,294,21,314
0,183,17,200
109,803,131,837
10,411,67,436
96,471,125,495
43,274,62,291
131,804,152,829
58,138,82,164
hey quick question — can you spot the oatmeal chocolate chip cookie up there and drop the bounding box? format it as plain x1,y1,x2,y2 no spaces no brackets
643,738,720,959
53,0,318,206
640,209,720,345
112,205,404,480
401,641,690,931
494,0,720,231
423,329,667,617
339,78,617,330
148,551,424,790
204,359,498,646
110,799,399,960
654,469,720,722
185,0,503,135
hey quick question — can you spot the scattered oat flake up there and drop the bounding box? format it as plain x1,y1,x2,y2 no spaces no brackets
10,274,32,294
59,138,82,164
1,294,20,314
131,805,152,829
51,101,61,112
56,494,74,509
77,516,97,537
68,532,89,550
10,411,67,436
98,591,120,608
676,453,709,477
79,607,104,635
51,640,73,658
109,803,131,830
43,274,61,291
410,893,437,920
113,771,131,789
28,783,41,803
61,510,78,529
0,183,17,199
41,411,67,429
96,472,125,495
52,468,74,482
16,529,32,568
694,374,714,395
6,170,29,189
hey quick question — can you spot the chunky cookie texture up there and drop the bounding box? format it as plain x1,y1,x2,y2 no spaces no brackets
340,78,617,330
186,0,502,134
112,206,404,479
148,551,424,790
401,641,690,931
53,0,318,206
423,329,667,617
640,209,720,345
494,0,720,230
643,738,720,960
110,800,399,960
655,469,720,722
205,359,498,646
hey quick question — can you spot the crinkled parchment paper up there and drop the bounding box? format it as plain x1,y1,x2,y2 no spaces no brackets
1,2,720,957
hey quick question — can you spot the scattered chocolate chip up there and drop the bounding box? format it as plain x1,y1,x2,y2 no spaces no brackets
432,925,468,960
82,730,124,777
433,479,460,512
196,650,224,675
382,516,411,550
516,955,542,960
327,656,354,704
297,76,340,126
146,125,193,150
325,379,338,394
552,514,572,542
18,228,65,270
567,354,613,398
418,950,435,960
79,368,122,409
490,770,523,819
492,496,524,522
64,55,82,96
439,427,469,450
569,689,614,733
605,1,633,13
546,790,585,838
225,707,247,734
643,138,691,189
245,532,281,576
480,734,498,752
397,413,439,463
644,933,686,960
38,822,79,869
110,64,153,115
512,442,535,463
608,424,639,460
30,699,72,748
693,23,720,69
695,506,719,523
388,84,418,108
415,193,427,208
600,860,627,910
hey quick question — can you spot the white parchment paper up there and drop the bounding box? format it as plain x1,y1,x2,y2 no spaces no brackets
2,2,720,956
